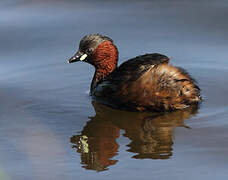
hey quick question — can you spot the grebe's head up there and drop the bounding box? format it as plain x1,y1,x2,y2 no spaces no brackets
68,34,118,69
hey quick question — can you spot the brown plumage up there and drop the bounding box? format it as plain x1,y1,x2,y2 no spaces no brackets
68,34,201,111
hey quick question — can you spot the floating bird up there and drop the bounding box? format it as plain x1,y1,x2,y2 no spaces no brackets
68,34,201,111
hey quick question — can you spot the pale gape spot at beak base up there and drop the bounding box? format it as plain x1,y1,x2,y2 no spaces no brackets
80,54,88,61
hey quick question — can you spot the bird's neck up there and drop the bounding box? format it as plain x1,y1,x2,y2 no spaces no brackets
90,41,118,92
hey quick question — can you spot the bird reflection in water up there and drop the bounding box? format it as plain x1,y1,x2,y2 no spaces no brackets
70,102,198,171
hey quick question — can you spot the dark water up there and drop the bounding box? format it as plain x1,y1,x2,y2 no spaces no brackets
1,0,228,179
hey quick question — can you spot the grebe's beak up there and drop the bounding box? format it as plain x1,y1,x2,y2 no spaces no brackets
67,51,88,63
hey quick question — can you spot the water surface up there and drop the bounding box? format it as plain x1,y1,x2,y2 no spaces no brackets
1,0,228,179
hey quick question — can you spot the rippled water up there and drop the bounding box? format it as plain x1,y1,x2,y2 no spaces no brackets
1,0,228,179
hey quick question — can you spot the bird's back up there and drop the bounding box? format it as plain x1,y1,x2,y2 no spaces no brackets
93,53,201,111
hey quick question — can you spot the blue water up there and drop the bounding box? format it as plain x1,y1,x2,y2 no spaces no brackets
1,0,228,179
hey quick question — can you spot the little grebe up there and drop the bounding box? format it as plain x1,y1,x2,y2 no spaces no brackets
68,34,201,111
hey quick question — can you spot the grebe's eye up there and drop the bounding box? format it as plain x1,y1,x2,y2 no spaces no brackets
87,48,93,54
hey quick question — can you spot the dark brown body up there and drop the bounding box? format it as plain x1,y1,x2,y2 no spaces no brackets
93,54,201,111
